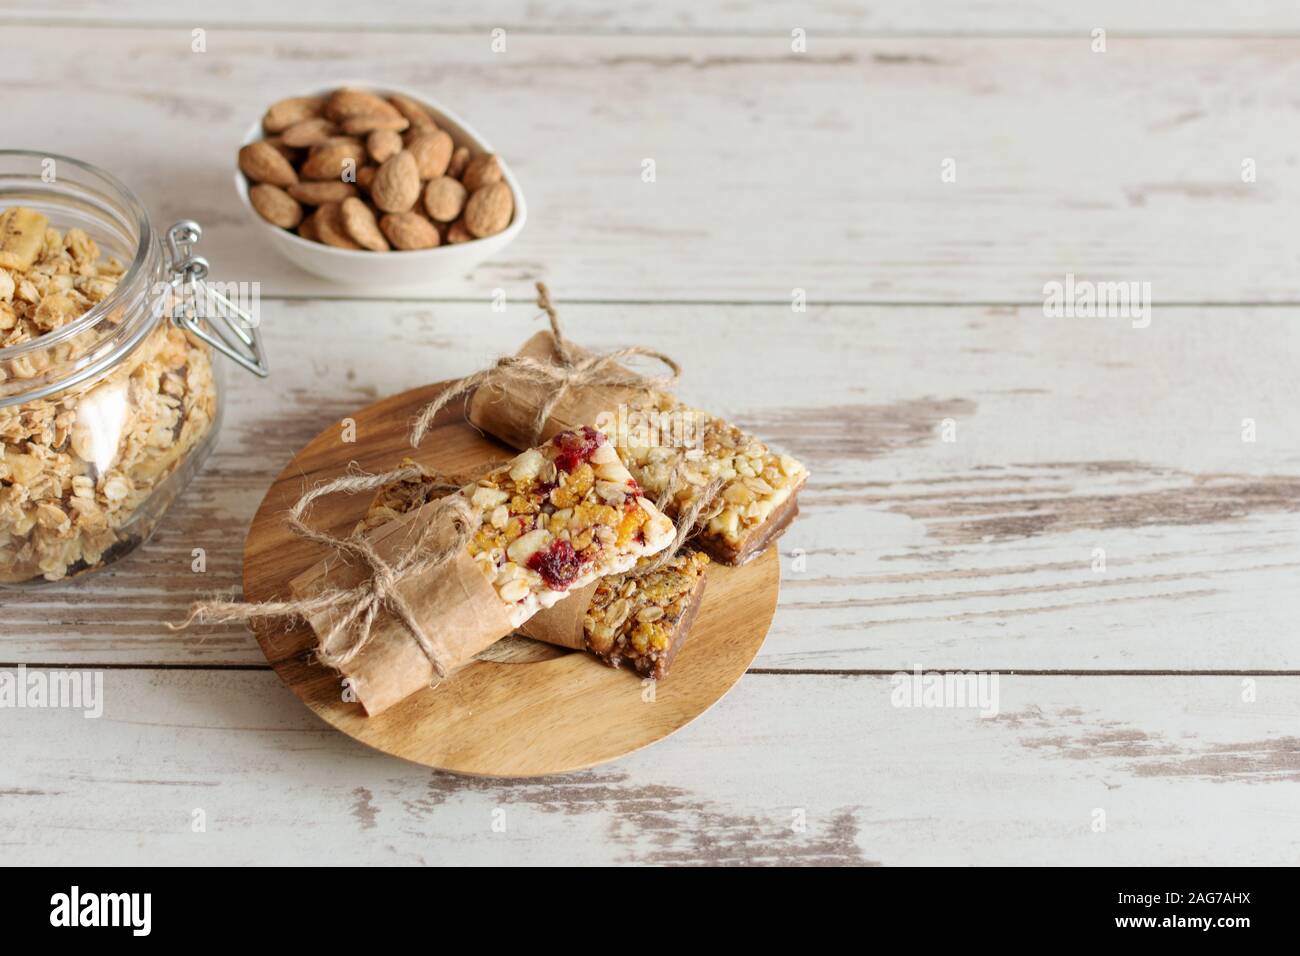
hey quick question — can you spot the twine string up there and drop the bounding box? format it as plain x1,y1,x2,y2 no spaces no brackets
171,464,473,679
410,283,681,449
625,454,725,578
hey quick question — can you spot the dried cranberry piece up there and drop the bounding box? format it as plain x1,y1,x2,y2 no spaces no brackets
527,539,582,590
554,450,581,474
552,426,604,473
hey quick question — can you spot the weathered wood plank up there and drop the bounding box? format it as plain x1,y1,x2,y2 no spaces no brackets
1,669,1296,865
5,1,1300,35
3,302,1298,672
1,28,1297,301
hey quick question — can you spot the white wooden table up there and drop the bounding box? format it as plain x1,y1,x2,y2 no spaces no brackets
2,2,1298,866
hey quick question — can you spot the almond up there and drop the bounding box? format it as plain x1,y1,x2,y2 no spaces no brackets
250,88,517,254
316,134,366,151
407,130,453,179
300,140,365,181
422,176,467,222
371,150,420,213
262,95,324,134
367,129,403,164
446,218,473,244
280,117,340,148
380,212,440,250
314,202,361,249
447,145,471,179
264,137,300,162
298,209,321,242
461,153,503,192
287,180,357,205
388,93,437,129
326,88,402,123
463,181,513,238
249,183,303,229
342,113,409,136
340,197,390,251
238,141,298,187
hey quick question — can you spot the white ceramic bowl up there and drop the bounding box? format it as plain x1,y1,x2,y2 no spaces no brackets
234,82,526,286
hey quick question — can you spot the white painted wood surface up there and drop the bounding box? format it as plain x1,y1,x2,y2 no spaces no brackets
2,8,1298,865
2,27,1298,301
3,670,1296,865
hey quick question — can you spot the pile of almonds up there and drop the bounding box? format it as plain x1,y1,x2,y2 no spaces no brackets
238,88,515,251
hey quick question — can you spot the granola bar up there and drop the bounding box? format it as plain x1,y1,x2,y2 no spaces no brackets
353,462,448,535
608,394,809,565
359,454,709,678
0,207,218,584
583,549,709,679
453,426,675,625
468,330,809,566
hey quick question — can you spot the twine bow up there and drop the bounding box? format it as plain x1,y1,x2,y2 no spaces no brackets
409,283,682,448
173,464,474,679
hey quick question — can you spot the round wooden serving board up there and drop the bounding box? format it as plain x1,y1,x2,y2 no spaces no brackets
242,381,780,777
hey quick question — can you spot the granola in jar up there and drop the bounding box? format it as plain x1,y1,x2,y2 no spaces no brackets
0,206,219,583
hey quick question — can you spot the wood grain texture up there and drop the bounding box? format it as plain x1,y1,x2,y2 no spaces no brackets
1,28,1297,301
1,668,1296,865
5,302,1298,673
6,1,1300,34
239,381,778,775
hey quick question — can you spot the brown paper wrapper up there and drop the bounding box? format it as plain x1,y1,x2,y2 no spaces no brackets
467,330,643,450
289,498,515,716
516,581,597,651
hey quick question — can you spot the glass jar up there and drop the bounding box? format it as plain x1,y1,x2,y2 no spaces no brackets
0,151,268,586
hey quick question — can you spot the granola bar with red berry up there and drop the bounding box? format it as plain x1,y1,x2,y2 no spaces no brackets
358,453,710,680
468,330,809,566
460,426,676,625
